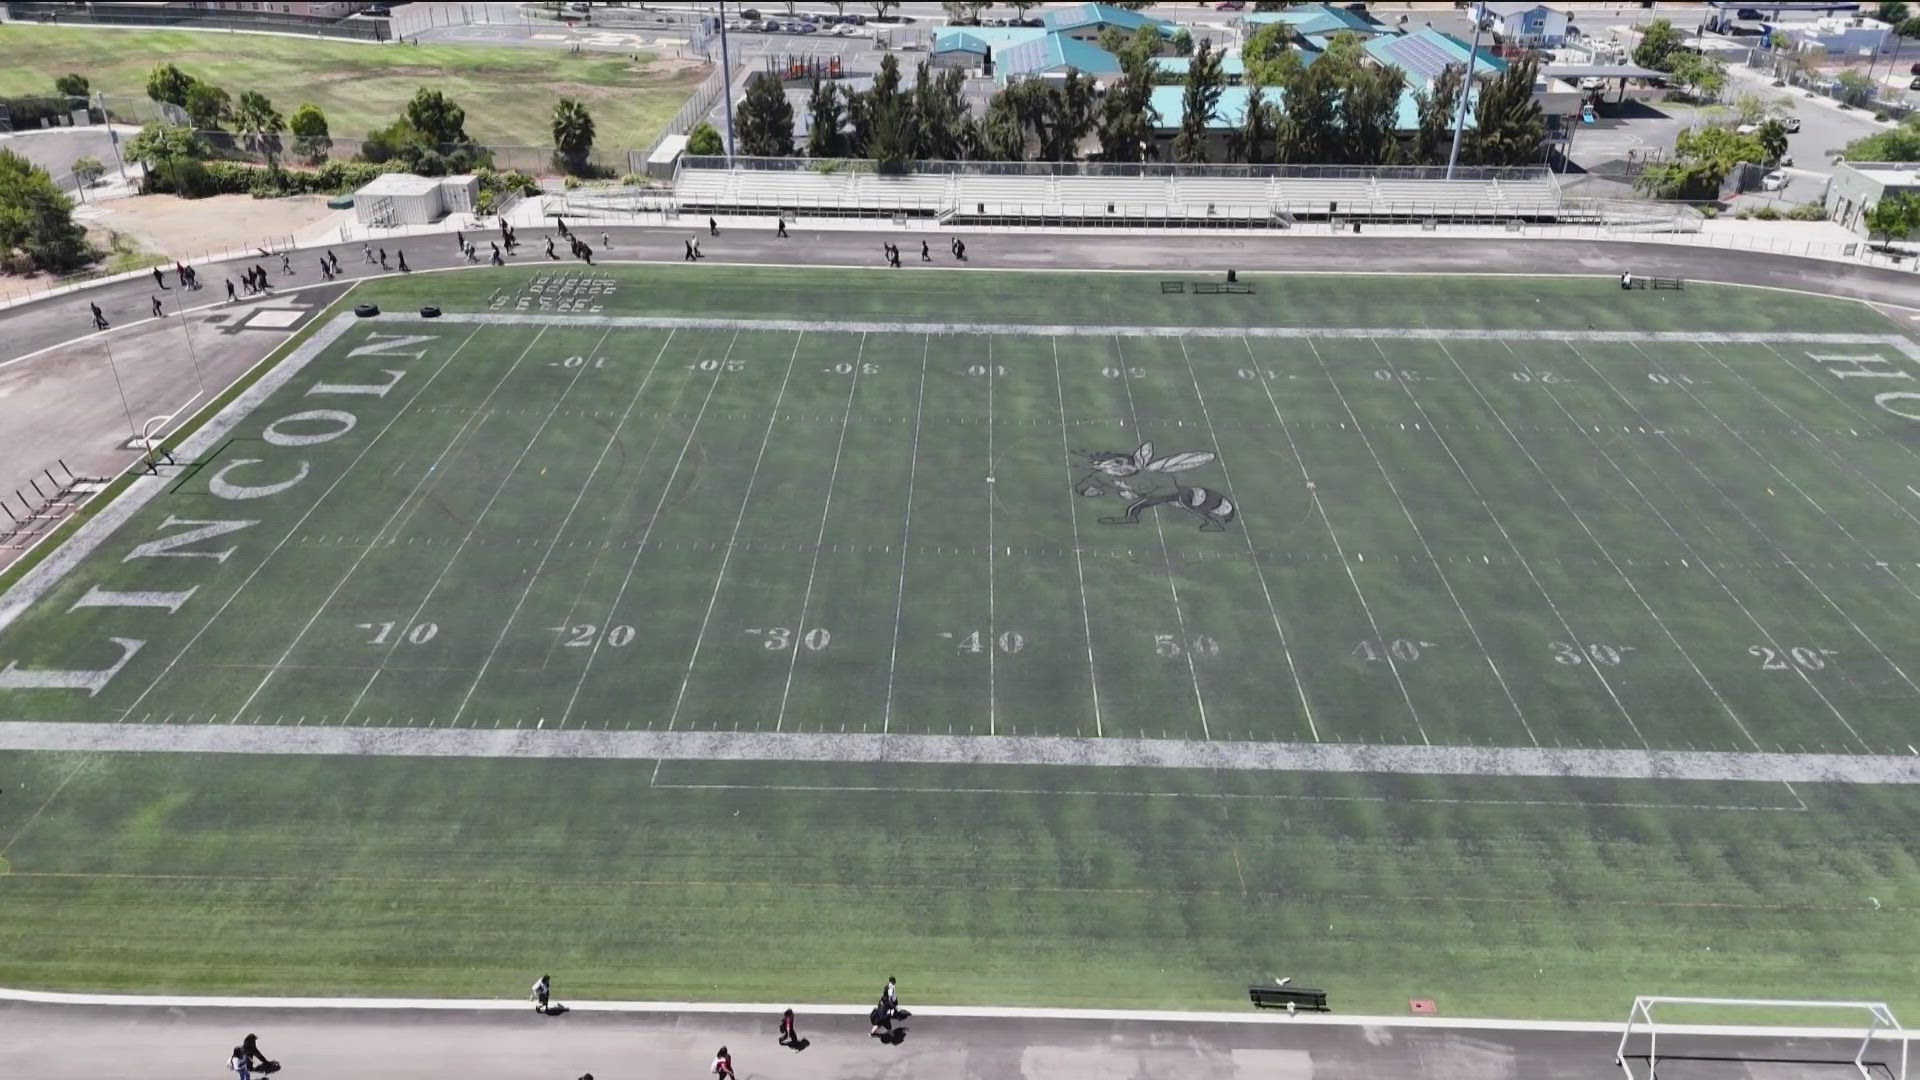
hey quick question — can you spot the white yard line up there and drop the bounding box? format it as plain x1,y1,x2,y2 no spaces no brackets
554,331,744,730
1109,336,1209,740
5,721,1920,785
116,321,485,724
339,327,586,726
1240,336,1427,745
986,337,998,736
1745,342,1920,532
447,329,672,726
659,332,804,732
772,334,865,733
1319,339,1536,746
1171,337,1317,742
881,335,931,734
1050,338,1105,739
419,312,1916,349
5,982,1910,1038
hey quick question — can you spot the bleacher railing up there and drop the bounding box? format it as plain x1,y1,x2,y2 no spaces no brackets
680,157,1555,183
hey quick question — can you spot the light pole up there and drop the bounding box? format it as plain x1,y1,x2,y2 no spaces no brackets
171,291,207,396
1446,14,1491,179
718,12,737,161
102,342,140,450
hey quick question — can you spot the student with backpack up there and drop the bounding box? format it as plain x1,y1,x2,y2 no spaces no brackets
532,973,551,1013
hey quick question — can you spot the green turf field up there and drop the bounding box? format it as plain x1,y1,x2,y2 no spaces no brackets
1,266,1918,1018
0,26,704,151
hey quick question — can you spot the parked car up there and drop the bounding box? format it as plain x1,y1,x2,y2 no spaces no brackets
1736,7,1763,19
1217,0,1246,8
742,8,760,19
846,13,865,24
1761,170,1788,191
1782,115,1801,132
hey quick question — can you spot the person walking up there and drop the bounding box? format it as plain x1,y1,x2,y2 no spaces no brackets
396,250,409,273
556,214,570,238
869,1001,892,1038
152,266,168,290
921,240,930,262
708,216,718,237
531,973,551,1013
327,250,340,274
89,302,108,330
693,236,703,259
186,265,200,289
227,1044,252,1080
254,264,271,291
362,242,375,264
954,238,967,260
546,236,558,260
881,976,899,1018
151,295,164,318
685,237,697,261
600,230,610,249
491,241,503,264
175,261,188,287
455,229,464,252
280,253,292,275
711,1046,735,1080
466,242,479,264
378,248,389,270
578,242,593,266
776,216,788,238
777,1008,802,1049
320,258,333,281
226,280,237,303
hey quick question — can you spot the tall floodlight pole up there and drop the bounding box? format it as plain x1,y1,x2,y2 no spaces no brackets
1446,16,1489,179
718,11,737,162
102,342,139,448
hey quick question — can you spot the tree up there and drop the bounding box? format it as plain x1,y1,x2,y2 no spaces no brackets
145,62,195,107
1173,38,1226,162
867,0,898,18
233,91,284,171
1633,18,1684,71
911,62,974,160
1754,118,1789,164
54,73,88,100
406,88,471,145
1731,91,1788,125
1902,16,1920,39
1875,1,1909,25
1275,50,1338,163
1835,68,1876,107
1097,27,1162,161
124,124,209,170
1666,51,1727,100
686,121,725,156
981,73,1096,162
1838,114,1920,159
184,83,232,130
1637,125,1763,198
551,97,596,172
941,0,988,22
1468,55,1546,165
71,156,105,186
806,78,847,158
1338,63,1405,165
1864,191,1920,245
0,149,94,273
361,87,490,175
1242,22,1293,84
979,90,1027,160
1413,62,1463,165
735,73,795,156
1008,0,1038,18
1170,27,1194,56
288,102,332,165
1227,73,1278,164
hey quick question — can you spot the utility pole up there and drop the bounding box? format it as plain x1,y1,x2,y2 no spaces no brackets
718,12,737,161
1446,14,1489,180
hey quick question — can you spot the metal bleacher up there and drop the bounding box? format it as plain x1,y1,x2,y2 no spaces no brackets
672,163,1575,226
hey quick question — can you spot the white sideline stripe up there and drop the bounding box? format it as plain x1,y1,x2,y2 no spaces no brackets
390,312,1920,352
0,313,360,632
0,986,1908,1041
1,723,1918,784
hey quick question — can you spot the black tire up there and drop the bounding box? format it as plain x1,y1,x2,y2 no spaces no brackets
353,303,379,317
419,305,441,318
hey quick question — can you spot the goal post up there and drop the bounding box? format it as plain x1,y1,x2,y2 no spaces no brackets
1618,996,1907,1080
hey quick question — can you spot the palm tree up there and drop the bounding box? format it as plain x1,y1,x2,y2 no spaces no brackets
233,91,285,172
551,97,596,174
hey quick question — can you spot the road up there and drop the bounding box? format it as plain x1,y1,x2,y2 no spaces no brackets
0,997,1903,1080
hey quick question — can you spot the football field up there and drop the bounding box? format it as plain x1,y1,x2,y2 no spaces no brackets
2,266,1918,1017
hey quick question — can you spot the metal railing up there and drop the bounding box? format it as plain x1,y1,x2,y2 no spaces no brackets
0,233,293,311
4,1,389,41
678,156,1556,182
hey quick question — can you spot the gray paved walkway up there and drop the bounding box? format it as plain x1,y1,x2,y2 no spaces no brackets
0,1000,1894,1080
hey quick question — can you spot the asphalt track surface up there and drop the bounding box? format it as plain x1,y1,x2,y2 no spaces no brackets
0,998,1905,1080
13,225,1920,364
7,228,1920,1077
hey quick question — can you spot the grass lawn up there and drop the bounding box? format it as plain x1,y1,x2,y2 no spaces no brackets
1,267,1917,1018
0,25,707,152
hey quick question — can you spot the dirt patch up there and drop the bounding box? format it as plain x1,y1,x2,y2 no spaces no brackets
81,194,343,262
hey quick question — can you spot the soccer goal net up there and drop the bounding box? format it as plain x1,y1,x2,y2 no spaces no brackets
1618,996,1907,1080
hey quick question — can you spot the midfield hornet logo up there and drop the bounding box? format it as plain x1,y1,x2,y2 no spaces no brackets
1074,441,1236,532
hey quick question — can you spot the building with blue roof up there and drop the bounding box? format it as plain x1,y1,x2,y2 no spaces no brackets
996,32,1125,81
1242,3,1391,38
1143,82,1480,158
1154,51,1249,84
930,24,1047,69
1041,2,1176,38
1363,27,1506,90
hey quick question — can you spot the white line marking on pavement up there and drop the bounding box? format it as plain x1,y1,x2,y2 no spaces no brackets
1051,338,1105,739
881,335,931,733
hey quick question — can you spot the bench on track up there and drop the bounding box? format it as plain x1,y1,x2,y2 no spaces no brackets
1192,282,1255,294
